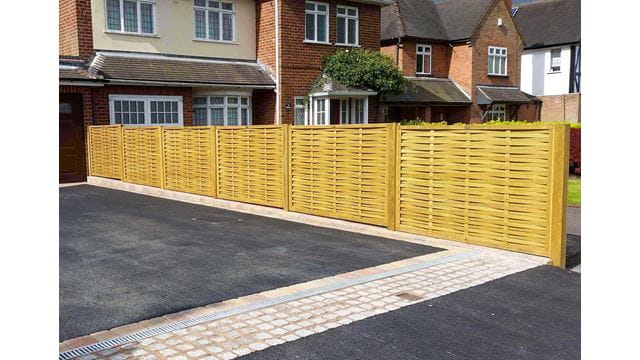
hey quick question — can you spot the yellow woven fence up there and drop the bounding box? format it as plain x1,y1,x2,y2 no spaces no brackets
88,125,122,180
289,124,395,227
216,126,286,208
86,124,568,267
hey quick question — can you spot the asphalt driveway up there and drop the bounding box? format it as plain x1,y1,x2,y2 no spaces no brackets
59,185,441,341
245,265,580,360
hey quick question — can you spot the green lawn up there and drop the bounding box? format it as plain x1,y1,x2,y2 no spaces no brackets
568,178,581,207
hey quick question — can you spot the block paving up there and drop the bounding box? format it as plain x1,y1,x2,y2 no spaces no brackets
71,251,543,360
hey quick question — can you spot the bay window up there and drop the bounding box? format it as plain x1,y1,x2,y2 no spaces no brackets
194,0,235,42
192,95,251,126
488,46,507,76
106,0,155,35
486,104,506,121
337,6,358,46
109,95,183,125
305,1,329,43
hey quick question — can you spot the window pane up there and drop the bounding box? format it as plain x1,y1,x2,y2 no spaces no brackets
424,54,431,74
317,15,326,42
123,0,138,32
295,109,305,125
130,101,137,112
488,56,494,74
151,113,157,123
115,113,122,124
122,101,129,112
172,112,178,123
317,4,326,11
195,0,206,6
193,96,207,105
114,100,122,112
241,108,248,125
347,19,356,44
194,108,208,125
227,97,238,104
140,3,154,33
150,102,157,111
209,11,220,40
222,12,233,41
209,1,219,8
211,96,224,105
157,102,164,112
500,57,506,75
158,112,165,122
337,7,345,14
337,17,345,43
305,14,315,41
416,55,423,73
240,97,248,105
305,3,315,11
221,2,233,10
123,112,130,124
106,0,121,30
348,8,356,16
130,113,138,124
211,108,224,125
227,107,238,125
172,102,178,112
195,9,206,38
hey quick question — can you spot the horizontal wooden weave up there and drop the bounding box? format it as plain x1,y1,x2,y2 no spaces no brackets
88,125,122,179
289,125,391,226
397,126,552,256
216,126,284,208
122,127,163,188
163,127,216,197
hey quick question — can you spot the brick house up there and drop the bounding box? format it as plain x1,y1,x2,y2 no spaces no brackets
59,0,390,182
514,0,581,123
379,0,541,123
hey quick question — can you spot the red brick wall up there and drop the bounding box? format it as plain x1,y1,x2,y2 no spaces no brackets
515,102,541,122
449,44,473,96
91,86,194,126
277,0,381,124
256,0,277,77
382,40,451,78
59,0,94,58
252,89,277,125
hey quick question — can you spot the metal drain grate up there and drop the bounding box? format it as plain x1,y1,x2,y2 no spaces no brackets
59,251,477,360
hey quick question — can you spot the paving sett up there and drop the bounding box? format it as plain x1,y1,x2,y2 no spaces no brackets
60,185,441,341
244,265,580,360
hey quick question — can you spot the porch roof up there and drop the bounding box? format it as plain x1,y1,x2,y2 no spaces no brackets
308,75,377,97
59,59,104,82
476,86,538,105
88,51,275,88
380,78,471,105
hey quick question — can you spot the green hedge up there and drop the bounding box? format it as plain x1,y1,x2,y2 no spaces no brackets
398,119,581,128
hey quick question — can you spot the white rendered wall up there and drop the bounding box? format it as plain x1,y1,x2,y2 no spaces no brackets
520,46,572,96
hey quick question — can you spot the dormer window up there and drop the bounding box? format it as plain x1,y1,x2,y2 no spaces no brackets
488,46,507,76
194,0,235,42
106,0,156,35
416,44,431,75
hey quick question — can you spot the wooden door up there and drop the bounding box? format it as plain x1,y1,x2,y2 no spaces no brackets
59,93,87,183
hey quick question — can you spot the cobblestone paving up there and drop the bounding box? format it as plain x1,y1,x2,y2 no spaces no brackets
72,251,542,360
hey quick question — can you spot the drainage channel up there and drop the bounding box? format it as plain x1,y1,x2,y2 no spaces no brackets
60,250,477,360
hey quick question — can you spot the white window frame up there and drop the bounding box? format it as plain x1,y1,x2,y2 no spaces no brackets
549,48,562,73
488,46,508,76
305,1,329,44
192,94,252,126
336,5,359,46
105,0,157,36
416,44,432,75
486,104,506,121
109,95,183,126
193,0,236,43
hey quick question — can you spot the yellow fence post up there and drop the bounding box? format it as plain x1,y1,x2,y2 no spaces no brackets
548,124,570,268
119,126,125,181
158,127,166,189
282,124,290,211
214,126,220,198
211,126,218,198
386,123,398,230
394,124,402,231
87,126,93,177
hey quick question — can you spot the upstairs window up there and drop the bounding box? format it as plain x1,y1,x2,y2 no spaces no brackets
550,48,561,72
106,0,156,35
416,44,431,75
305,1,328,43
336,6,358,46
194,0,235,42
488,46,507,76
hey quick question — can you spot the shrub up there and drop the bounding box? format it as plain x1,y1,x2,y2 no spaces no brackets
321,49,407,95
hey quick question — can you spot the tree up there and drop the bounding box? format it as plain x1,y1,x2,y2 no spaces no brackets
321,49,407,95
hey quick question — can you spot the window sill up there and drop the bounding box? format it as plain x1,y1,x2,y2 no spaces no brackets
415,73,432,77
104,30,159,38
335,43,360,48
487,74,508,78
193,38,238,45
303,40,332,45
547,71,562,74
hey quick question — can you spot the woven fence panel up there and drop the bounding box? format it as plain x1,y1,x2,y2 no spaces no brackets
216,126,284,208
122,127,163,188
88,126,122,179
289,125,391,226
163,127,216,197
397,126,552,256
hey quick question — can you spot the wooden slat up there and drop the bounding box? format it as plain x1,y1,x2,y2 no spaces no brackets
122,127,163,188
163,127,216,197
289,124,392,227
216,125,284,208
88,125,122,179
